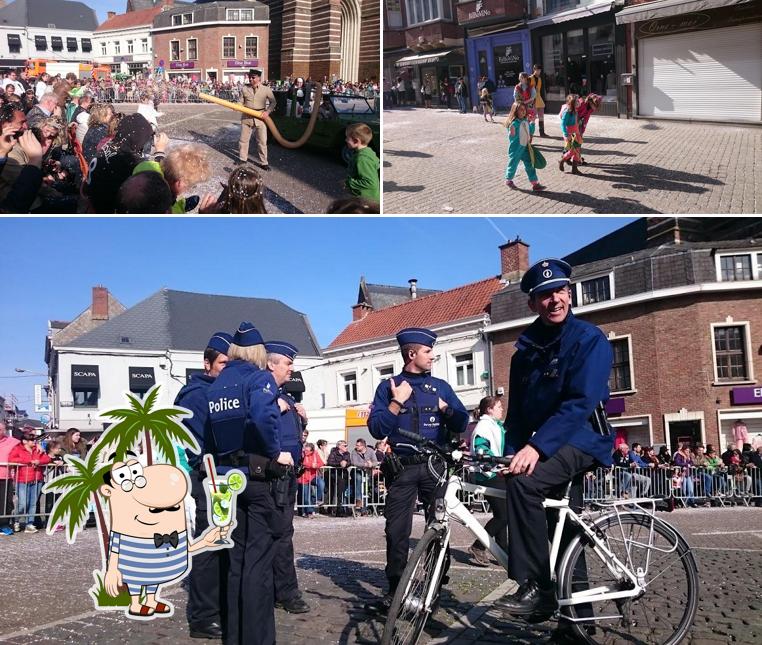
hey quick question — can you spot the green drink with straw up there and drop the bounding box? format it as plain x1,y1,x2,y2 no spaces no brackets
204,456,245,546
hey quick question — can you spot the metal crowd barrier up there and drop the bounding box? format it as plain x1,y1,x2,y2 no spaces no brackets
0,462,68,527
583,465,762,507
295,465,386,517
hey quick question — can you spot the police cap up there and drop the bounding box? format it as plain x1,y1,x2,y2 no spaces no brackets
396,327,437,348
234,322,264,347
207,332,233,355
264,341,298,360
520,258,572,296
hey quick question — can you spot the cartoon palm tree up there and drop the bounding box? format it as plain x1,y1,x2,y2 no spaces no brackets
90,384,199,467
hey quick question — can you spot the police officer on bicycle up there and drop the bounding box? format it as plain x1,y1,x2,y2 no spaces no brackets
365,327,469,615
497,259,614,640
175,331,232,640
265,340,310,614
206,322,292,645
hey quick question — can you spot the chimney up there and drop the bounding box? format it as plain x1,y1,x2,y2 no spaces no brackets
352,302,372,322
499,238,530,283
408,278,418,299
92,286,109,321
107,11,116,19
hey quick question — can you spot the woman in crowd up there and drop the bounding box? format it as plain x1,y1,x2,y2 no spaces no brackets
61,428,88,460
82,103,115,165
8,433,52,532
467,396,508,567
297,442,324,518
641,446,667,497
672,441,698,508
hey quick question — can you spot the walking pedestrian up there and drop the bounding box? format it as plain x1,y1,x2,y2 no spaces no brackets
559,94,582,175
503,102,545,191
238,69,276,171
576,94,601,165
421,75,433,108
454,77,469,114
530,64,547,137
513,73,536,133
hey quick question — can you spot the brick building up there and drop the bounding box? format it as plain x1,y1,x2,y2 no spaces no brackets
485,218,762,454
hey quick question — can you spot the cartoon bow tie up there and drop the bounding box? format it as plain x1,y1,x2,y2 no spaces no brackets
153,531,179,548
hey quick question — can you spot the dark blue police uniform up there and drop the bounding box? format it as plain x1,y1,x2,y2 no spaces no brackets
175,331,232,637
368,328,468,599
501,259,614,612
265,341,308,612
206,322,280,645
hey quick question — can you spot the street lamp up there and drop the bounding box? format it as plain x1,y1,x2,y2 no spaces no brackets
14,368,54,429
14,368,47,376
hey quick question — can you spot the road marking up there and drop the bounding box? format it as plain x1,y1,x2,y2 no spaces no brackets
692,529,762,536
691,546,762,553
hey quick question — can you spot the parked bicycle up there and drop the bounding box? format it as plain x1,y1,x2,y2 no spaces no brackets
382,430,699,645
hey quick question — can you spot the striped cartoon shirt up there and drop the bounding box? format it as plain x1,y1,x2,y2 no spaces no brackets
109,531,188,594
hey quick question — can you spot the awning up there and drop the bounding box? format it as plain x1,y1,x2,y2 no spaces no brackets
35,36,47,49
395,50,454,66
527,0,614,28
129,366,155,391
51,36,63,50
284,371,306,394
66,37,78,51
7,34,21,46
71,365,99,389
616,0,752,24
82,38,92,52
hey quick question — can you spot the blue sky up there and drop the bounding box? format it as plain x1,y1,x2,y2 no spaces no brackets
87,0,132,23
0,217,635,415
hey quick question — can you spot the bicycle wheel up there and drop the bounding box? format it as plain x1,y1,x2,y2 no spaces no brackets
381,526,448,645
558,512,699,645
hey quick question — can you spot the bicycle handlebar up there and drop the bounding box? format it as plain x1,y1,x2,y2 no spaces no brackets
395,429,513,468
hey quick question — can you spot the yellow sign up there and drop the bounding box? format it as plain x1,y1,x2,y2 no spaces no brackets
345,408,370,428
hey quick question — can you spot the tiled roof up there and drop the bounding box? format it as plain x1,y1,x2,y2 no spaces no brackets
95,5,165,31
328,276,503,349
362,282,441,310
0,0,98,30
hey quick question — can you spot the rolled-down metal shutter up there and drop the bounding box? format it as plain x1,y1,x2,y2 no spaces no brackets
638,23,762,122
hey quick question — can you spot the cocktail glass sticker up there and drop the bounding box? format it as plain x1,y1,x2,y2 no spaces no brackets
42,384,233,620
203,454,244,546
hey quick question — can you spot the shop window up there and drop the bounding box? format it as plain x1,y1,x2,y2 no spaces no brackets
341,372,358,403
588,24,615,97
170,40,180,61
455,353,475,387
566,28,586,96
187,38,198,61
713,324,750,382
73,390,98,408
222,37,236,58
609,337,633,393
541,33,564,102
716,252,761,282
245,37,257,59
493,43,523,89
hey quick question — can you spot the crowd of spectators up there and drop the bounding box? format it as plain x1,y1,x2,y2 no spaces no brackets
0,68,380,214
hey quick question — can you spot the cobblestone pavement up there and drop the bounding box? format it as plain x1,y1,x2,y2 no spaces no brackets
1,507,760,643
118,104,347,214
382,107,762,215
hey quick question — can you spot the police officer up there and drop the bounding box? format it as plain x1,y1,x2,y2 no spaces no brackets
175,331,232,639
365,327,469,614
496,259,614,636
238,69,276,171
206,322,292,645
265,341,310,614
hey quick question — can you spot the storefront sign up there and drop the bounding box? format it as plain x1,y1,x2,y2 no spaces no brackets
605,398,626,415
731,386,762,406
638,3,762,38
591,42,613,58
169,61,196,70
227,59,260,68
457,0,524,26
345,408,370,428
114,55,134,63
495,44,521,65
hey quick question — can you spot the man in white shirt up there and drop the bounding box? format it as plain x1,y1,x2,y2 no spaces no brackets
35,73,51,101
2,70,24,96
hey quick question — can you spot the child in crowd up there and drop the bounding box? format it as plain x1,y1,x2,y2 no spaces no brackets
344,123,379,202
161,144,210,213
503,102,545,191
480,87,496,123
576,93,601,165
210,164,268,214
559,94,582,175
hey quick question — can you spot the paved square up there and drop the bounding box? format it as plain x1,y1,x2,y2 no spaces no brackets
382,107,761,214
2,508,761,643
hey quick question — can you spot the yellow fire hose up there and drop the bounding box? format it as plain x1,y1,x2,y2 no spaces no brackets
198,83,323,150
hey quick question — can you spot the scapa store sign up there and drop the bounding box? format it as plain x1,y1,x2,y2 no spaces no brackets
456,0,524,26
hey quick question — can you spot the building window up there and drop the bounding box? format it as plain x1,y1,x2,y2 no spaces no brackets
187,38,198,61
228,9,240,20
341,372,358,403
404,0,452,26
183,12,193,24
717,252,761,282
81,38,92,53
51,36,63,51
222,36,236,58
34,35,47,51
713,325,750,382
170,40,180,61
454,353,475,387
609,337,633,393
245,36,257,58
127,40,134,54
73,390,98,408
141,38,149,53
241,8,254,20
100,42,107,56
66,37,78,52
114,41,121,55
7,34,22,54
571,274,613,307
376,365,394,382
172,13,193,26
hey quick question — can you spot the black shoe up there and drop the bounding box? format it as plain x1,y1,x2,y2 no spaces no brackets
258,163,271,172
189,621,223,639
275,596,310,613
234,159,246,166
497,580,557,618
364,593,393,616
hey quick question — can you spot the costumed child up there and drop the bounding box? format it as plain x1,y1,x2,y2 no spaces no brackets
503,102,545,191
480,87,496,123
559,94,582,175
513,72,537,134
575,93,601,165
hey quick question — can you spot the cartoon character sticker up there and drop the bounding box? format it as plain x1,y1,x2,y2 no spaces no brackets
43,384,240,620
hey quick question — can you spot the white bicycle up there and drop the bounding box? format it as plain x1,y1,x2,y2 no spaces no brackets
381,430,699,645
